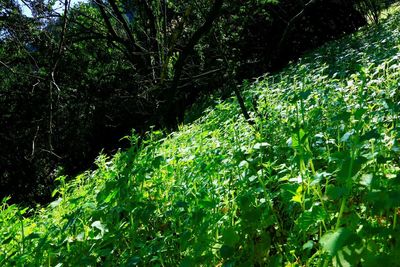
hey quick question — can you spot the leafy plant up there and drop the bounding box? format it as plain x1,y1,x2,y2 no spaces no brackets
1,3,400,266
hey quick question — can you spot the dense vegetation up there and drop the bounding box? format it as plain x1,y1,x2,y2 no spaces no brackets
1,3,399,266
1,0,390,203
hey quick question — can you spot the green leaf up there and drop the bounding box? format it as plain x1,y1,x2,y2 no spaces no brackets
296,205,327,231
332,112,351,122
299,90,312,100
268,255,282,267
1,236,13,245
25,233,41,240
366,189,400,211
222,228,240,246
199,199,216,209
326,186,348,200
303,240,314,251
330,151,349,161
337,156,367,183
363,254,398,267
320,228,358,256
152,155,164,168
354,108,366,120
127,256,141,266
334,244,363,266
91,221,107,239
238,194,252,210
176,201,188,208
49,198,62,208
239,160,249,168
253,142,270,149
220,244,235,259
103,190,118,204
359,173,373,187
360,129,380,142
248,175,257,182
311,172,331,186
340,131,354,143
180,257,194,267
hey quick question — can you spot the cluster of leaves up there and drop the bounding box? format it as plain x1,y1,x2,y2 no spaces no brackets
1,4,400,266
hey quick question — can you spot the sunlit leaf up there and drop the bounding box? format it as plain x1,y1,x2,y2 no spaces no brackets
320,228,358,256
49,198,62,209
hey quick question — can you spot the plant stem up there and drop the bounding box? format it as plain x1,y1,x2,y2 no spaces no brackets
335,147,355,230
335,197,347,230
19,212,25,254
322,257,330,267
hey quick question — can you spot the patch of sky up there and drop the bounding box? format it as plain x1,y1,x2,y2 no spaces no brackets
18,0,86,17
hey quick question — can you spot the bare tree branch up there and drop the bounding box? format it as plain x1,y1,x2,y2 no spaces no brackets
0,60,45,80
275,0,316,56
167,0,224,100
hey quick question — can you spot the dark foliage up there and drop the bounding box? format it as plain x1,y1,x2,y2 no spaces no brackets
219,0,368,80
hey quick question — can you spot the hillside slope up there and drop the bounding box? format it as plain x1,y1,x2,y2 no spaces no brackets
1,6,400,267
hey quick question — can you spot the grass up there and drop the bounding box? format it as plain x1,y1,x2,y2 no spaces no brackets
1,5,400,267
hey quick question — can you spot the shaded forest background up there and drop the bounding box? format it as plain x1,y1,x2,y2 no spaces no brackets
0,0,395,204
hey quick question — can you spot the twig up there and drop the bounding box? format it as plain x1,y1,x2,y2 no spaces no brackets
27,126,40,161
39,149,62,159
0,60,45,80
275,0,316,57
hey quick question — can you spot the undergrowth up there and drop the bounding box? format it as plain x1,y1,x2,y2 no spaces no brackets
1,5,400,267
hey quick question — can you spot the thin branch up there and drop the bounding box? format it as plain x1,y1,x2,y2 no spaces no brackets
27,126,40,161
52,0,70,74
39,149,62,159
94,0,120,41
233,84,254,125
190,68,222,80
108,0,143,53
167,0,224,99
276,0,316,54
0,60,45,80
94,0,147,69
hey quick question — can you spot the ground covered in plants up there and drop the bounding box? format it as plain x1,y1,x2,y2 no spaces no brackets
1,6,400,267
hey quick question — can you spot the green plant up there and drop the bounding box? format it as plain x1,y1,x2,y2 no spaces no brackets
1,4,400,266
